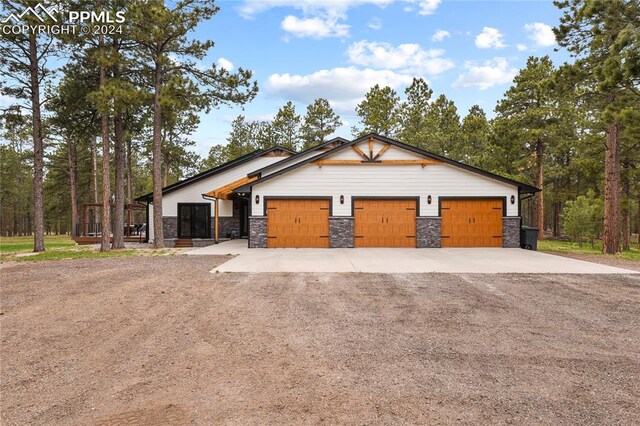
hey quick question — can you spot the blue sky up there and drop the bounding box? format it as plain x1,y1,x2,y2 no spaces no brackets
189,1,571,156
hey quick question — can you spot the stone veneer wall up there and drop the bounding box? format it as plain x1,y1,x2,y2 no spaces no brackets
218,216,239,239
162,215,240,241
162,217,177,239
249,216,267,248
416,217,441,248
329,217,354,248
502,217,521,248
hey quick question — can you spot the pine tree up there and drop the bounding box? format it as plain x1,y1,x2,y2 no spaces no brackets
398,78,433,148
459,105,491,167
353,85,400,137
224,116,259,158
0,0,58,251
494,56,558,239
300,98,342,149
129,0,258,248
424,94,461,156
554,0,640,253
272,101,301,150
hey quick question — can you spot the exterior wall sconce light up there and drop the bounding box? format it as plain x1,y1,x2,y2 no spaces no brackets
510,195,516,205
427,195,432,205
340,195,344,204
255,195,260,204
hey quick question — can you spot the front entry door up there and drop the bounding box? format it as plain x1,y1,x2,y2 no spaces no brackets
178,203,211,238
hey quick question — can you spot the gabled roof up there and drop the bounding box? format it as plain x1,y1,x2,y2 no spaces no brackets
235,133,540,194
136,145,296,202
248,137,350,178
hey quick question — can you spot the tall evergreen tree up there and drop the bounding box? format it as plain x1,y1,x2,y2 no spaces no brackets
300,98,342,149
129,0,258,248
353,84,400,137
225,115,259,158
255,121,279,150
398,78,434,148
494,56,557,239
424,94,461,157
0,0,58,251
459,105,491,167
554,0,640,253
272,101,301,150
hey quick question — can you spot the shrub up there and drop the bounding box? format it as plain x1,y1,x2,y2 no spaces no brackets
562,192,602,247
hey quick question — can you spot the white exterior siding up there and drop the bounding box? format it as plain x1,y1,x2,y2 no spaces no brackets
251,161,519,217
261,149,325,177
161,155,283,216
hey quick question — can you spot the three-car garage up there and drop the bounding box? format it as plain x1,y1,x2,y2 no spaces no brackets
264,197,509,248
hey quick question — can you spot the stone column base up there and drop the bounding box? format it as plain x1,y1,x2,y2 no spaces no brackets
416,217,441,248
502,217,521,248
249,216,267,248
330,217,354,248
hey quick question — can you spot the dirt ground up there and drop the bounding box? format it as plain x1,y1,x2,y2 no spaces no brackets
542,251,640,272
1,256,639,425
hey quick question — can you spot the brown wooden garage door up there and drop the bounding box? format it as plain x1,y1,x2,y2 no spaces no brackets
354,199,416,247
441,199,503,247
266,199,330,248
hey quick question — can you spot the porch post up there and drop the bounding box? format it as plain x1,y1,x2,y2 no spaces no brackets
214,198,219,243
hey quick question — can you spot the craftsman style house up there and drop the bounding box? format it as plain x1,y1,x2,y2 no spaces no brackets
137,134,538,248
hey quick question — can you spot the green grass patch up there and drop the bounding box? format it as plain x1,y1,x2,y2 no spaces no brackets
538,239,640,262
0,235,75,253
0,235,173,262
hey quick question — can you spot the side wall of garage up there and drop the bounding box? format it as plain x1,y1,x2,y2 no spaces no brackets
249,143,521,249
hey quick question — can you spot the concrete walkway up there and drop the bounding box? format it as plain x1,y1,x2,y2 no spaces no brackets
185,239,249,255
185,240,638,274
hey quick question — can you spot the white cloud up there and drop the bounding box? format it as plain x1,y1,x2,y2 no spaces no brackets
475,27,507,49
452,57,517,90
516,44,528,52
217,57,234,71
238,0,393,19
416,0,441,15
431,29,450,42
524,22,556,47
238,0,441,24
368,17,382,30
347,40,455,74
281,15,349,38
266,67,414,113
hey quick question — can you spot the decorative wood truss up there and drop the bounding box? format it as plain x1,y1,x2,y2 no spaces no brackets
204,175,257,200
314,136,443,168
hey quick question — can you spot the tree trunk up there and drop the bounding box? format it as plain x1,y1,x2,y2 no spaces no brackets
637,193,640,249
29,33,45,252
112,113,125,249
535,139,544,240
99,34,111,252
67,137,78,239
152,51,164,249
621,162,630,251
92,135,100,226
126,136,133,205
602,118,621,254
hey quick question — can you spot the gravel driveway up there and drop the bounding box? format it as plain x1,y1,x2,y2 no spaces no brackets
1,256,639,425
